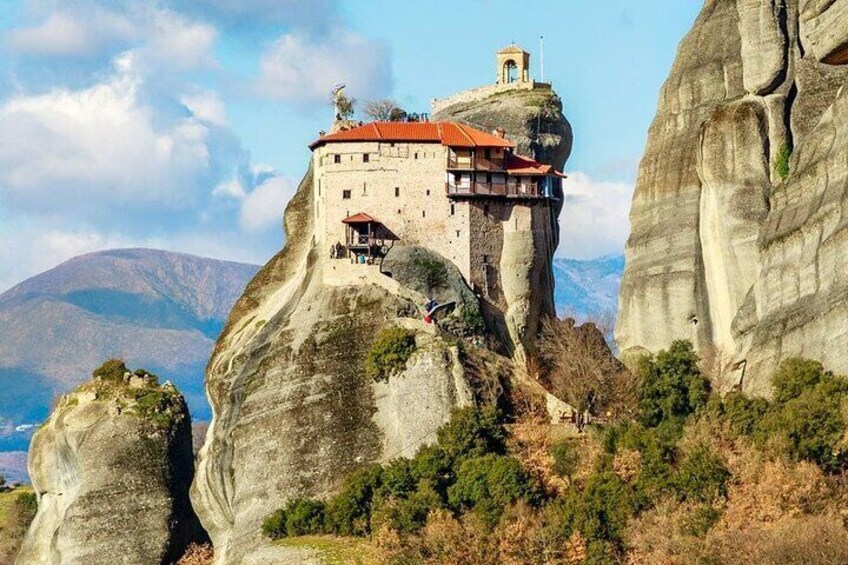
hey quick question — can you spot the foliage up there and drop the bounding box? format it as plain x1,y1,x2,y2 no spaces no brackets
771,357,828,404
176,543,214,565
575,472,632,547
637,340,710,428
93,358,127,382
720,391,769,436
775,143,792,181
411,255,449,293
262,498,326,539
550,440,579,481
334,92,355,120
325,465,383,536
447,454,540,528
672,444,730,503
365,327,416,382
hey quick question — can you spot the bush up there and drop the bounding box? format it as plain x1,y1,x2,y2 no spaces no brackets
372,480,443,533
551,440,579,481
92,358,127,382
772,358,827,404
324,465,383,536
447,454,539,528
365,326,416,382
673,444,730,503
721,391,769,436
637,340,710,428
412,255,448,292
681,504,722,537
261,498,326,539
575,472,632,545
434,406,507,465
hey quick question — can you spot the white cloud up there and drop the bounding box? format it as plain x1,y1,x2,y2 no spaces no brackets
0,54,221,216
181,89,229,126
6,9,136,56
239,176,295,232
557,172,633,260
257,30,392,103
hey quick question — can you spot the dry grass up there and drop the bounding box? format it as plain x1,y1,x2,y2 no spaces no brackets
0,486,35,565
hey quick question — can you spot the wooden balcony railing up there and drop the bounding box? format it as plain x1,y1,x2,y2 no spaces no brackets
446,181,542,197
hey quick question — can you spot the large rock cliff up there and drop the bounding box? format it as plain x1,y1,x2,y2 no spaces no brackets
17,363,204,564
191,87,572,563
617,0,848,393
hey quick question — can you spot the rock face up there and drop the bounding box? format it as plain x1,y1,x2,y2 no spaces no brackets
191,87,572,563
17,365,205,564
617,0,848,393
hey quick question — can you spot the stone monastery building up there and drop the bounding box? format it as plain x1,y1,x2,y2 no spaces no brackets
308,46,565,302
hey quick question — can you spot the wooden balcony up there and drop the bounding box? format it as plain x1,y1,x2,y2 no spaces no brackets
446,180,544,198
446,156,505,171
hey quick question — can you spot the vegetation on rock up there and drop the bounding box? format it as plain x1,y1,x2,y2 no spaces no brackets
262,341,848,564
365,327,417,382
775,142,792,181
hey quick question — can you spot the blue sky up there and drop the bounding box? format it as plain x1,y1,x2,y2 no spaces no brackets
0,0,701,292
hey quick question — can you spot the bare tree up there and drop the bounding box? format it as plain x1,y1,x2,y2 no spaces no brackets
363,99,407,121
538,316,636,431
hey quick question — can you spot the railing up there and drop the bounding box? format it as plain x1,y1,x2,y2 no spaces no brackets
446,156,504,171
447,156,474,169
447,181,542,197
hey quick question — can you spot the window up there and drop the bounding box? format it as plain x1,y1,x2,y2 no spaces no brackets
333,154,341,164
395,187,400,197
450,204,455,216
362,182,367,195
456,230,460,237
426,189,430,196
363,153,369,163
414,152,419,159
422,210,426,218
485,148,491,160
397,209,401,214
342,190,351,199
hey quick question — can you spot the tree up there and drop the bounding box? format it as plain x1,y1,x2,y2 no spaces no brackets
636,340,710,428
363,99,407,121
538,317,634,431
333,91,356,121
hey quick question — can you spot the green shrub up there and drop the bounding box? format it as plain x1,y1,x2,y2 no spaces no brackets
324,465,383,536
365,326,416,382
372,480,443,533
673,444,730,503
93,358,127,382
611,422,679,508
434,405,507,465
721,391,769,436
772,358,827,404
775,143,792,181
637,340,710,428
412,255,448,292
261,498,326,539
447,454,539,528
575,472,633,545
262,508,287,539
551,440,579,481
757,388,846,471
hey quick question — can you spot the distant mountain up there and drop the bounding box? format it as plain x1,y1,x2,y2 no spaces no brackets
0,248,259,452
552,255,624,324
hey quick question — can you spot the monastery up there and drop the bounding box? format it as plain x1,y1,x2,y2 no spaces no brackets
308,45,565,305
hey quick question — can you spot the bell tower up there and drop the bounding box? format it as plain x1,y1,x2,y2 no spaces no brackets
496,44,531,85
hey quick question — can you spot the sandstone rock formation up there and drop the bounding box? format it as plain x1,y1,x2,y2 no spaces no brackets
617,0,848,393
17,363,204,564
191,87,572,562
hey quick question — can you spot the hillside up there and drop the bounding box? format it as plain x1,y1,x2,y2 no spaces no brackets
0,248,259,453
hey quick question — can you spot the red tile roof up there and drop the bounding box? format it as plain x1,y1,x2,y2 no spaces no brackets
504,153,567,177
310,121,514,149
342,212,378,224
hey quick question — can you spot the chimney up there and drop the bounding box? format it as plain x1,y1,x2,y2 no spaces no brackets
493,127,506,138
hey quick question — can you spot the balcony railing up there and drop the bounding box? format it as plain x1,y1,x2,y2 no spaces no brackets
446,156,505,171
446,181,542,197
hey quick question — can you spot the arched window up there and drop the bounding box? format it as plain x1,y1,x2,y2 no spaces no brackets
503,60,518,83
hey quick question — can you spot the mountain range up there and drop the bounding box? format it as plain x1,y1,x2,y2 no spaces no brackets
0,248,622,481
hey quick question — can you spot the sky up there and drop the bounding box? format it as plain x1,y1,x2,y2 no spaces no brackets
0,0,701,292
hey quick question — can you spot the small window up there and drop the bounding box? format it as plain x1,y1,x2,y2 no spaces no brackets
363,153,369,163
450,203,455,216
362,182,367,195
485,148,491,159
414,152,419,159
426,189,430,196
395,187,400,197
342,190,351,199
390,142,395,148
422,210,426,218
333,154,341,164
397,209,401,214
456,230,460,237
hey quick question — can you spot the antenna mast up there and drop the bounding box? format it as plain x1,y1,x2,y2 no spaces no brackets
540,35,545,82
